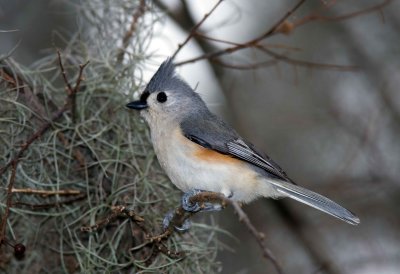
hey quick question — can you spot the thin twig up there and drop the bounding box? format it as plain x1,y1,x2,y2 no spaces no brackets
81,206,128,232
11,188,82,196
56,49,89,122
175,0,392,70
57,50,74,94
174,0,306,66
211,57,277,70
116,0,147,64
171,0,224,60
256,45,357,71
231,201,283,274
292,0,392,28
258,0,307,38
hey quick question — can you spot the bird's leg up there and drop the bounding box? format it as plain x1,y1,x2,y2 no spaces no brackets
162,210,192,232
181,189,223,213
163,189,225,232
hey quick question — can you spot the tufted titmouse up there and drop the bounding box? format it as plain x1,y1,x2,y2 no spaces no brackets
127,58,360,226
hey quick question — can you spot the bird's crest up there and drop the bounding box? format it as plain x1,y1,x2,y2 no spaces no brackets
146,58,179,93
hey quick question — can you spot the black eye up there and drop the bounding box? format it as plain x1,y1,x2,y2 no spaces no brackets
157,92,167,103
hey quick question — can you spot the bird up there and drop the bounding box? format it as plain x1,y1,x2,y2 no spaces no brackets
126,58,360,229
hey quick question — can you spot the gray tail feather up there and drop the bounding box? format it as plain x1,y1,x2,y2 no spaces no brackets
269,180,360,225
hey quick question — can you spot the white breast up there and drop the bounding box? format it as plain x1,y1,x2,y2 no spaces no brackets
150,126,277,203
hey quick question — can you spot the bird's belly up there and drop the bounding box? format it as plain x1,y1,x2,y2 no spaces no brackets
154,128,267,202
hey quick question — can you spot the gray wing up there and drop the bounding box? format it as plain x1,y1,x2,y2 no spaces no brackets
180,113,360,225
180,112,292,182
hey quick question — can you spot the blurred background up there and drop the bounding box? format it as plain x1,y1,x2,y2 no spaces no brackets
1,0,399,273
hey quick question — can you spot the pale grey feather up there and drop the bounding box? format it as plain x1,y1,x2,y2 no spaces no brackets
268,179,360,225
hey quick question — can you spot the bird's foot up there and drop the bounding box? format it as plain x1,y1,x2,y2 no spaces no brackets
162,210,192,232
181,189,223,213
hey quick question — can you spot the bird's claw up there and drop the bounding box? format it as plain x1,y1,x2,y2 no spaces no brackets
181,189,222,213
162,210,192,232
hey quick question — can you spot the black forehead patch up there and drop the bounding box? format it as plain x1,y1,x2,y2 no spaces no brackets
140,90,150,102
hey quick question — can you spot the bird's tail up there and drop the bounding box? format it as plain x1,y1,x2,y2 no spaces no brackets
268,179,360,225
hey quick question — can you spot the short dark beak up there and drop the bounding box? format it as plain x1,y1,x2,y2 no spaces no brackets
126,100,148,110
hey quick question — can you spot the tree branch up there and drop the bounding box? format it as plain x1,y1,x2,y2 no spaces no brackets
116,0,147,64
231,201,283,274
82,192,284,274
174,0,307,67
171,0,224,60
173,0,392,71
0,51,89,246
